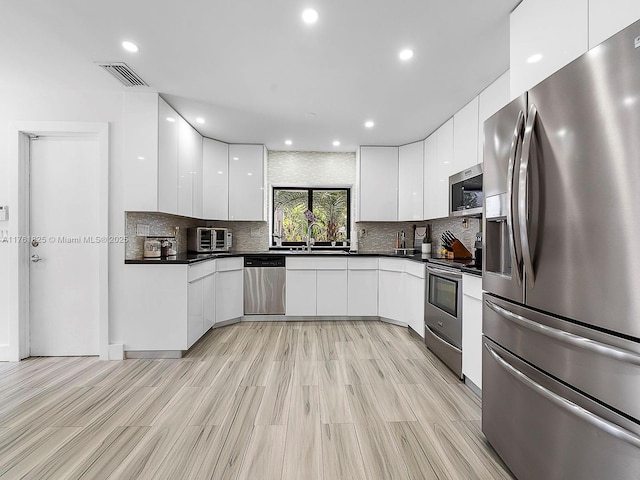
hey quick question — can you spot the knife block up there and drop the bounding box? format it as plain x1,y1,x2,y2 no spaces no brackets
451,240,472,259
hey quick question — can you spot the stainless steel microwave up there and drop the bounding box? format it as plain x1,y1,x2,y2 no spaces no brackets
449,164,483,217
187,227,229,253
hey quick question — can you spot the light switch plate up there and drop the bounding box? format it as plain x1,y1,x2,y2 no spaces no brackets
0,206,7,221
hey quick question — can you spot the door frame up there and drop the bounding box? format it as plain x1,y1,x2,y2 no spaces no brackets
8,121,109,361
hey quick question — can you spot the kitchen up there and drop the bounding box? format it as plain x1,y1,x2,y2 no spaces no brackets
2,0,640,478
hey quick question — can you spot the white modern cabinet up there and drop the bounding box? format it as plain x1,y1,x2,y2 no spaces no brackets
422,134,438,220
215,257,244,322
158,98,179,214
202,138,229,220
478,71,510,164
286,258,317,316
317,259,348,316
453,97,479,172
378,258,405,322
462,273,483,390
432,119,454,219
589,0,640,48
404,261,425,338
177,117,203,217
347,257,378,316
203,273,216,330
510,0,588,98
398,141,424,221
359,146,399,221
228,144,265,221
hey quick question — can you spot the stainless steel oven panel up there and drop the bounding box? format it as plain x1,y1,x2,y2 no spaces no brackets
425,266,462,347
425,325,463,379
483,337,640,480
484,293,640,422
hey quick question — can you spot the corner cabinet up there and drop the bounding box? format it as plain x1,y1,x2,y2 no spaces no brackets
453,97,479,172
203,138,229,220
462,273,483,390
398,141,424,221
228,144,266,221
358,146,399,221
215,257,244,323
423,119,454,220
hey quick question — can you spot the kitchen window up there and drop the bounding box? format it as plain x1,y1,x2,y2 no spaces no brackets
272,187,350,246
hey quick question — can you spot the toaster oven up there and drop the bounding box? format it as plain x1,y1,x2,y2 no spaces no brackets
187,227,229,253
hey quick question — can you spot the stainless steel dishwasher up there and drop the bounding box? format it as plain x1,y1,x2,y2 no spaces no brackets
243,255,286,314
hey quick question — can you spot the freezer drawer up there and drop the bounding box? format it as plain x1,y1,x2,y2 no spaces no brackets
424,324,462,379
483,337,640,480
483,293,640,422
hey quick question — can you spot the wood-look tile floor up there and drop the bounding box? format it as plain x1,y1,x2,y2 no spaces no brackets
0,321,514,479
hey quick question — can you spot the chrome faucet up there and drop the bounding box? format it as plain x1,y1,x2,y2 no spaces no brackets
306,222,321,252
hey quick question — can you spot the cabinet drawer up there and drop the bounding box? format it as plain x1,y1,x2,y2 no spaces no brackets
379,257,405,273
286,257,317,270
348,257,378,270
404,260,425,278
315,258,348,270
216,256,243,272
188,259,216,281
463,274,482,299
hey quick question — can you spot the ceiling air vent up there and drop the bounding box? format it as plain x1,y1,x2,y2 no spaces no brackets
97,62,148,87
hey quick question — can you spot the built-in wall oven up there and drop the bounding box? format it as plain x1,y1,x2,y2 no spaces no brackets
425,263,463,379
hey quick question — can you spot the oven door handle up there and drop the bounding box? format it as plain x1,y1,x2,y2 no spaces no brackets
426,266,462,281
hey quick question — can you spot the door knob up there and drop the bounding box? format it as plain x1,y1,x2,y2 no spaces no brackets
31,254,42,263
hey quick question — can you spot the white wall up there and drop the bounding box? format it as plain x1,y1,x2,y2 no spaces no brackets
0,86,141,360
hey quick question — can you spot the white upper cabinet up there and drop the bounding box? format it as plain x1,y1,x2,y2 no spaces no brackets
477,71,510,165
203,138,229,220
423,134,438,220
453,97,479,172
191,129,203,219
359,146,399,221
228,144,265,221
398,141,424,221
177,117,202,217
434,119,454,219
589,0,640,48
158,98,179,214
510,0,588,98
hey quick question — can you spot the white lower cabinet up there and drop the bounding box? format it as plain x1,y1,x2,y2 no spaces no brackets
215,258,244,323
347,258,378,316
187,276,204,348
404,261,425,338
286,257,348,316
203,273,216,330
286,270,317,316
378,259,405,322
462,273,483,390
187,261,216,349
317,270,348,316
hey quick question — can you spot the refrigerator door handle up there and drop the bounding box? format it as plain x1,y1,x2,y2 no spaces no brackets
485,299,640,366
518,104,538,288
484,342,640,449
506,110,526,286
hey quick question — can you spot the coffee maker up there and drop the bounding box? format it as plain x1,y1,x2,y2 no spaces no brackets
474,232,483,268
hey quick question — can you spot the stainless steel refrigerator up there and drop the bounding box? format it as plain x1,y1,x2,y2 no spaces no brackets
482,19,640,480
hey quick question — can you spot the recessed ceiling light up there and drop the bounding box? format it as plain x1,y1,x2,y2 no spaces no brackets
137,156,145,160
166,117,175,122
233,157,239,160
196,117,205,124
285,139,293,146
333,140,340,146
217,171,223,174
527,53,543,64
302,8,319,24
247,172,253,176
364,120,375,128
122,41,139,53
399,49,414,61
624,96,637,106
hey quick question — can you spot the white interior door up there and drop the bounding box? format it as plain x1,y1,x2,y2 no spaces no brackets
29,135,100,356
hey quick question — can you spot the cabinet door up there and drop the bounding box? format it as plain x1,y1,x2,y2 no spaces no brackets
434,119,454,219
453,97,479,172
378,270,404,321
359,146,399,221
215,269,244,322
398,141,424,221
423,134,438,220
317,270,348,316
510,0,588,98
158,99,179,214
228,144,265,221
478,72,510,166
589,0,640,48
462,288,483,389
348,269,378,316
203,138,229,220
187,278,204,348
405,273,425,338
203,273,216,330
286,270,316,316
192,131,203,219
177,117,195,217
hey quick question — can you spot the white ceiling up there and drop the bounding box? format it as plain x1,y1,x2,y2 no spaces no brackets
1,0,520,152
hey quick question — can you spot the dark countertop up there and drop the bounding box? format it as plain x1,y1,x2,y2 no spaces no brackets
125,250,482,276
